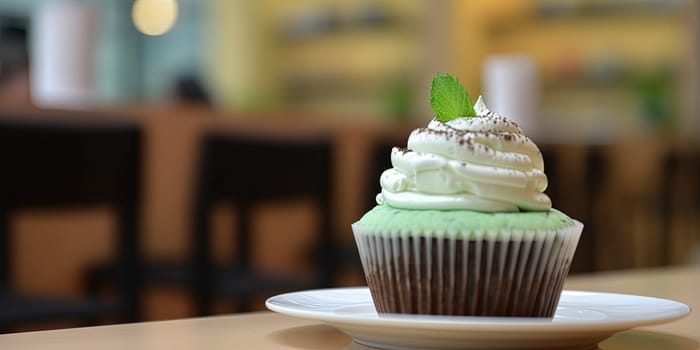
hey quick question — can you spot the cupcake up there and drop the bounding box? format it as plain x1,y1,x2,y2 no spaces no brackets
352,74,582,317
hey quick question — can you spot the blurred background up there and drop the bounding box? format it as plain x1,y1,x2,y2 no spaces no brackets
0,0,698,332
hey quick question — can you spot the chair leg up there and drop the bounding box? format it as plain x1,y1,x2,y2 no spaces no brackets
235,204,252,313
194,202,213,317
237,297,252,313
319,204,334,288
119,205,142,322
0,209,14,334
237,203,251,267
0,208,10,287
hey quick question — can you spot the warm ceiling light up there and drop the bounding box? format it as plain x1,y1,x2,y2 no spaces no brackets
132,0,178,36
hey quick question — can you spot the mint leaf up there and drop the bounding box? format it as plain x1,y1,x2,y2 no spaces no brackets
430,73,476,122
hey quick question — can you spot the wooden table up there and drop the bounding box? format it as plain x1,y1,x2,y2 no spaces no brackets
0,265,697,350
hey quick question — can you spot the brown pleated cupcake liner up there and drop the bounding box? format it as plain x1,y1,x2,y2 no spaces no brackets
353,222,582,317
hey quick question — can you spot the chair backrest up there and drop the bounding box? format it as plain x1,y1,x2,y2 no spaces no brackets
0,114,142,321
196,133,332,203
191,131,335,310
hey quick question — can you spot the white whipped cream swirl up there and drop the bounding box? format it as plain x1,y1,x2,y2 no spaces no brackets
377,96,551,212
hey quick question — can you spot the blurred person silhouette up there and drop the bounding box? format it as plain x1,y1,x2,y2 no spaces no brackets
0,25,30,106
169,73,212,107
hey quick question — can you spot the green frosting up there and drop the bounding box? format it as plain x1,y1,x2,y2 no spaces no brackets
354,204,575,238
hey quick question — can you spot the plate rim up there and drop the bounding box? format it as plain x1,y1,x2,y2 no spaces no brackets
265,286,691,333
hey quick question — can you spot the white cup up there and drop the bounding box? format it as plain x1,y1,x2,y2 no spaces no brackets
31,1,99,108
482,54,539,136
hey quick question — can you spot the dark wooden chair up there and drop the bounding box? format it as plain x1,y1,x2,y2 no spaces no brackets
660,147,700,266
0,115,142,330
191,132,336,315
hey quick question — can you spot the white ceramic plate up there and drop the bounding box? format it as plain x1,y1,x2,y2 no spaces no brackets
266,287,690,350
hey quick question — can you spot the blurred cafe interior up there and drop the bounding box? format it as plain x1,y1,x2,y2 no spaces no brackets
0,0,698,333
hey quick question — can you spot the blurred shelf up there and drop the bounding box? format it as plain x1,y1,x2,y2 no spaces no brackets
488,0,688,37
534,0,688,20
477,0,693,139
264,1,426,119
